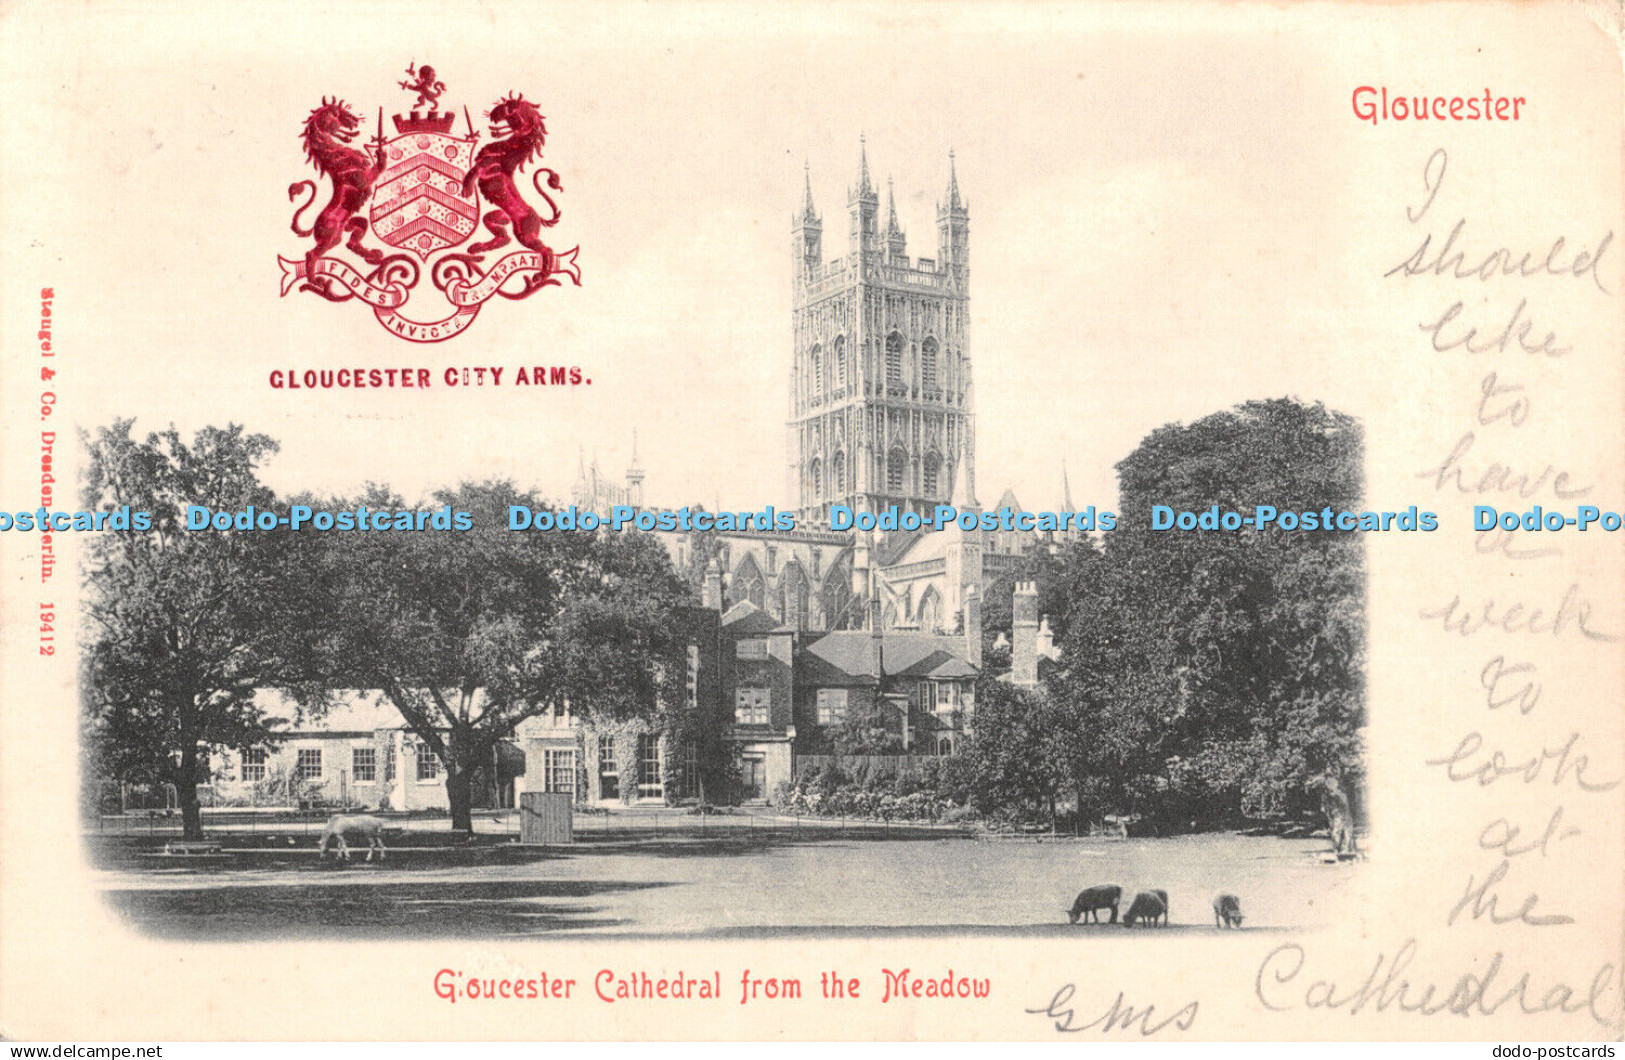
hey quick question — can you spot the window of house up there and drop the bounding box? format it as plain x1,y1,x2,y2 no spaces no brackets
384,745,396,783
939,736,954,756
936,682,955,709
809,345,821,394
544,748,576,795
678,743,700,799
921,338,938,390
415,742,440,782
240,747,266,783
295,748,323,781
923,458,939,498
810,459,822,497
832,451,846,494
351,746,376,783
887,450,906,493
735,687,770,725
834,335,847,390
685,645,700,711
816,688,848,725
598,738,619,800
735,638,768,659
637,734,662,799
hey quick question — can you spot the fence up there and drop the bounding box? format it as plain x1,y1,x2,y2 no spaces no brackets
88,805,969,841
792,755,932,780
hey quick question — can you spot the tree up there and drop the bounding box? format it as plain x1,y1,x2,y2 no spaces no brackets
679,506,725,591
965,677,1065,824
311,481,693,831
1051,398,1366,828
80,421,324,839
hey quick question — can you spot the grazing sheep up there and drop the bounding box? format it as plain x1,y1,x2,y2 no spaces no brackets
1151,889,1170,926
318,814,388,862
1121,890,1166,928
1213,893,1244,928
1066,884,1123,924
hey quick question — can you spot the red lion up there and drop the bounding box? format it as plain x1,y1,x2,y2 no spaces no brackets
288,98,385,296
462,93,569,285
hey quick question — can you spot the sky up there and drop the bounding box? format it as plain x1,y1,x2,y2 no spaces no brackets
8,1,1608,516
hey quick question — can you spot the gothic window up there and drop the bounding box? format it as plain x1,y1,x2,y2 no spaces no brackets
921,337,938,391
887,449,906,493
833,335,847,390
782,564,809,629
885,333,904,387
810,458,822,497
917,587,941,633
832,450,846,494
923,455,940,498
734,554,767,610
809,344,822,394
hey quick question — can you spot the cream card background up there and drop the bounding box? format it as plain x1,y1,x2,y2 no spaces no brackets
1,0,1621,1041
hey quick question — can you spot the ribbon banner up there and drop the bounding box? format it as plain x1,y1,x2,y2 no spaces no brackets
276,256,409,309
444,247,582,306
279,247,580,342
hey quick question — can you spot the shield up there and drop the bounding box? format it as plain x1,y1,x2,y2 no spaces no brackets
369,132,480,260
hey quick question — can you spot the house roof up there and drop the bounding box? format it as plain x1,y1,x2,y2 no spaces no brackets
721,599,794,635
802,630,978,685
251,689,407,734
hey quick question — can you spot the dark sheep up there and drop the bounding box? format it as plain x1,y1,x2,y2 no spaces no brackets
1122,890,1166,928
1151,888,1170,926
1213,893,1244,928
1066,884,1122,924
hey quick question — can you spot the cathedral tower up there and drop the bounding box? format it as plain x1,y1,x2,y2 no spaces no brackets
790,141,974,524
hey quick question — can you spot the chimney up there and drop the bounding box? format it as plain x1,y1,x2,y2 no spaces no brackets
963,583,982,669
1037,615,1057,662
1012,581,1039,688
702,559,723,611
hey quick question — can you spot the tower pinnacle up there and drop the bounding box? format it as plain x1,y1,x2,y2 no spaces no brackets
858,134,873,196
801,160,818,222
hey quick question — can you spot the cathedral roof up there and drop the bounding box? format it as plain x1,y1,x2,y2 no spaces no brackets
873,526,927,566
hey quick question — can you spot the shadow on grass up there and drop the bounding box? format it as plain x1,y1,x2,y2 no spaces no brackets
103,879,669,940
567,828,969,859
561,922,1292,941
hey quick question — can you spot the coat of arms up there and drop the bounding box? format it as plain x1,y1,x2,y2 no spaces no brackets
277,64,581,342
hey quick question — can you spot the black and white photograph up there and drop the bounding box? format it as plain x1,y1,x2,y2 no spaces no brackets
1,0,1620,1044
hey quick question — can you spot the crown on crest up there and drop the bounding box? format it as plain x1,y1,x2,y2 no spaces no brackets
393,112,456,134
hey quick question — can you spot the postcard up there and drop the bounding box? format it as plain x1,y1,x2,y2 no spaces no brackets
0,0,1620,1042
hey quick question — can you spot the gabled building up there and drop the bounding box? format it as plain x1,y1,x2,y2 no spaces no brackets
797,627,979,757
